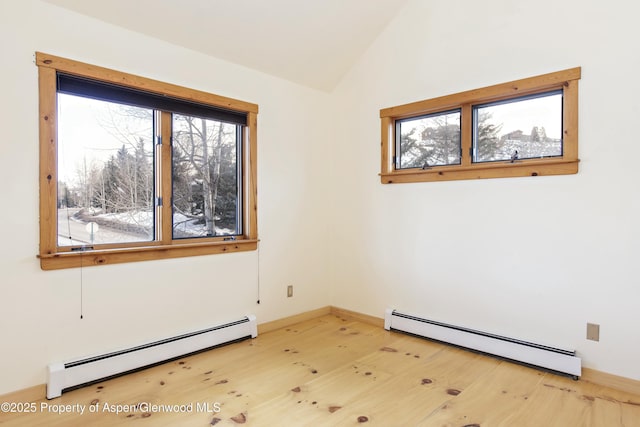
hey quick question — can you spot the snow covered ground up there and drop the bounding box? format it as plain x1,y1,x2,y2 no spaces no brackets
57,208,235,246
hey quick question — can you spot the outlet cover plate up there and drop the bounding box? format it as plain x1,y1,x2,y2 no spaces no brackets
586,323,600,341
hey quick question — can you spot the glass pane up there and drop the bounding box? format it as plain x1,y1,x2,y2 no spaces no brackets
57,94,154,247
473,91,562,163
397,110,461,169
172,115,240,239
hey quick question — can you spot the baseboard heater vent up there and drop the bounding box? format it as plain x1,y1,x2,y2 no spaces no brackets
47,315,257,399
384,309,581,378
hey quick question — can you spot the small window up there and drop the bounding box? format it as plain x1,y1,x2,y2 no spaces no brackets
396,109,461,169
473,91,563,163
380,68,580,184
37,52,258,270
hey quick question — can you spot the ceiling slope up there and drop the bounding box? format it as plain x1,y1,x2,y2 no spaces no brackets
44,0,410,92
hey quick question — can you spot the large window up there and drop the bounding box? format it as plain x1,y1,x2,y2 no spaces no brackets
380,68,580,183
37,52,258,270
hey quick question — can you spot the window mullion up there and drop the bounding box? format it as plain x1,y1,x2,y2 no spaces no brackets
158,111,173,244
461,104,472,166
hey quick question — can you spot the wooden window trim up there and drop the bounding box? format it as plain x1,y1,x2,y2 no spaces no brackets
36,52,258,270
380,67,581,184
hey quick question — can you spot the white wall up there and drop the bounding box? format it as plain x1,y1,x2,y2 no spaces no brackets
0,0,332,395
330,0,640,380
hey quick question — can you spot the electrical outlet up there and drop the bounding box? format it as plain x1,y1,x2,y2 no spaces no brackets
586,323,600,341
287,285,293,298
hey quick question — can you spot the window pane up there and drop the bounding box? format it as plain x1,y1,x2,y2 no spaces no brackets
473,91,562,163
172,115,240,239
57,94,155,247
396,110,461,169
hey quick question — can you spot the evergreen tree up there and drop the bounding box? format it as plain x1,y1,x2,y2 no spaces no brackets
476,111,503,161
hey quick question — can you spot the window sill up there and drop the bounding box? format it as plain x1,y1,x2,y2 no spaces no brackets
380,158,579,184
38,240,258,270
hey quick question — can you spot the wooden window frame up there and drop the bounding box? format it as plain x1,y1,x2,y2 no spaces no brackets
36,52,258,270
380,67,581,184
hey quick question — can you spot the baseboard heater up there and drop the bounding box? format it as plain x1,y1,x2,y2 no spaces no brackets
384,309,581,378
47,315,257,399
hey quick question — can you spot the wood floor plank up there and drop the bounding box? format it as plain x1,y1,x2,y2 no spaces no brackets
245,359,394,426
415,361,545,426
506,373,640,427
325,342,502,426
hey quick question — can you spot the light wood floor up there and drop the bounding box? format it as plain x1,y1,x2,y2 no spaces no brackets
1,314,639,426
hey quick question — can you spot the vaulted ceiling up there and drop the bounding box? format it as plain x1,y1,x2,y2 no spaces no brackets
44,0,410,92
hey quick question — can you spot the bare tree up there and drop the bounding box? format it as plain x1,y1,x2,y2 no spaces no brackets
172,115,237,237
